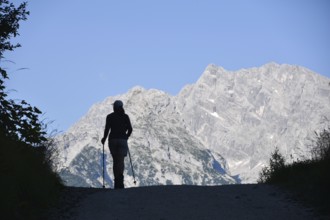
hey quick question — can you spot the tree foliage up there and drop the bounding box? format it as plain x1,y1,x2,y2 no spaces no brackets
258,147,285,183
0,0,46,146
258,126,330,184
312,127,330,161
258,128,330,215
0,2,63,219
0,0,29,61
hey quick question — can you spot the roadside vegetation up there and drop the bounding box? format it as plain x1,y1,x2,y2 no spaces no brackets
0,1,63,219
259,127,330,216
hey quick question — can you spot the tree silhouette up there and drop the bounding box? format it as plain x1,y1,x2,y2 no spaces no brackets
312,127,330,161
0,0,46,146
258,147,285,183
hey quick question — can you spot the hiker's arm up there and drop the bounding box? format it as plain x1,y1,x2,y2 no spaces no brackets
101,116,110,144
126,115,133,139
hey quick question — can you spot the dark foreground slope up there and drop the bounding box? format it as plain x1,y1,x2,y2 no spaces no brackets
0,132,62,220
49,184,327,220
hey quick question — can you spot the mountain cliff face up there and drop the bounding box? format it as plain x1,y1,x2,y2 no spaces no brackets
56,63,330,186
176,63,330,182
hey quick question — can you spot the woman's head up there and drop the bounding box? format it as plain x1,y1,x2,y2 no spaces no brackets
113,100,125,114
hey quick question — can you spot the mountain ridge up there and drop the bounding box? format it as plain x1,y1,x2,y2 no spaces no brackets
175,62,329,182
56,62,330,186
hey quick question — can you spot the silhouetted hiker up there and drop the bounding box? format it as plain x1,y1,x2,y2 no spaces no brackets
101,100,133,189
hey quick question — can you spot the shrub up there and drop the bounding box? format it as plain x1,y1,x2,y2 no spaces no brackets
258,126,330,215
258,147,285,183
311,127,330,161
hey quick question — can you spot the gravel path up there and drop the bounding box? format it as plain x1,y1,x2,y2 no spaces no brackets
50,184,324,220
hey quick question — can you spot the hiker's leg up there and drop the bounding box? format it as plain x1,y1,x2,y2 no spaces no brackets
116,155,125,188
109,139,126,189
109,139,119,189
113,154,125,189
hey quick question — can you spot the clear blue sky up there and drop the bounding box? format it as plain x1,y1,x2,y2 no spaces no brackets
4,0,330,133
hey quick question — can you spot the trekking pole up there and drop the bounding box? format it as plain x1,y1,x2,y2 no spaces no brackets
102,143,105,188
127,147,136,185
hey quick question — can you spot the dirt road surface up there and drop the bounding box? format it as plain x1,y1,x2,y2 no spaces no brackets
49,184,324,220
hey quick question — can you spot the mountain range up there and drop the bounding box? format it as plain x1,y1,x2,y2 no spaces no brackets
55,62,330,187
